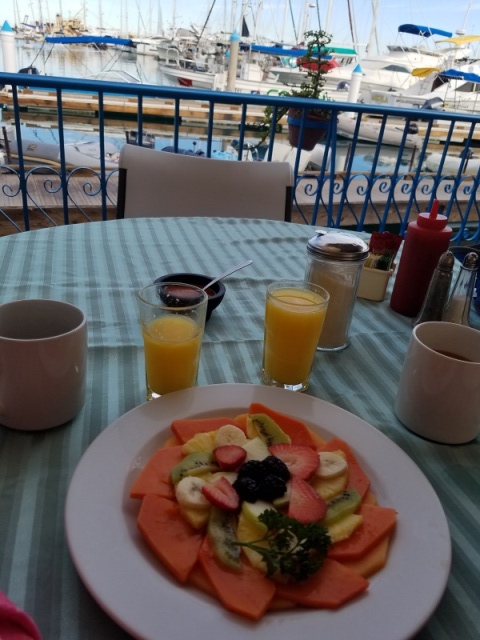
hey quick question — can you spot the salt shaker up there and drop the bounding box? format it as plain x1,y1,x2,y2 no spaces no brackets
443,252,478,325
305,230,369,351
414,251,455,325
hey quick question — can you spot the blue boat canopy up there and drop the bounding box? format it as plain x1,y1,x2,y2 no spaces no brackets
250,44,308,57
398,24,453,38
45,35,136,47
439,68,480,83
250,44,336,59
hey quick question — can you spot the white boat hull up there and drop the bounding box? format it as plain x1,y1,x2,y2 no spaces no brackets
336,113,420,148
3,139,119,170
425,152,480,175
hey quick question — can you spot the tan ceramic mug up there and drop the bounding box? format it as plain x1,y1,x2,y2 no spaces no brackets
394,321,480,444
0,299,87,431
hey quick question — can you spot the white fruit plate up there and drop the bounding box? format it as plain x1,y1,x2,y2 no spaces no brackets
65,384,451,640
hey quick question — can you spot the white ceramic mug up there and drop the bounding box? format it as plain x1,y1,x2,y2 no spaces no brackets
394,321,480,444
0,299,87,431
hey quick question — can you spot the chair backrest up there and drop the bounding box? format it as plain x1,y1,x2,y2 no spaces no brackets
116,145,294,221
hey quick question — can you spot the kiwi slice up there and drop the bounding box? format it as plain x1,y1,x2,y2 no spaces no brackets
247,413,291,447
208,507,241,570
171,451,219,484
324,488,362,525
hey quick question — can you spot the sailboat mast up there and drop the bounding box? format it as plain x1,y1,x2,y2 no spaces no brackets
346,0,358,50
253,0,262,41
366,0,380,54
230,0,237,33
325,0,333,32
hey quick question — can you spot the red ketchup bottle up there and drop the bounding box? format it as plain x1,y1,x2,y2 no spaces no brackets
390,201,452,317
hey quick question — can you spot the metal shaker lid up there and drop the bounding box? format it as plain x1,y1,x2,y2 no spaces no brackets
307,230,369,262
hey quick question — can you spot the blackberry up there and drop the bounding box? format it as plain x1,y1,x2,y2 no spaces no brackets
236,460,265,481
233,476,260,502
258,474,287,501
261,455,290,481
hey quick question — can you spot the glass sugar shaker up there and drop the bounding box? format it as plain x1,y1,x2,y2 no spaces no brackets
305,230,369,351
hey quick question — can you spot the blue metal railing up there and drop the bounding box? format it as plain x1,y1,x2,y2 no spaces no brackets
1,70,480,239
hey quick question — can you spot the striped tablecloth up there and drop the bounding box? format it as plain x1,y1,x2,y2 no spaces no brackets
0,218,478,639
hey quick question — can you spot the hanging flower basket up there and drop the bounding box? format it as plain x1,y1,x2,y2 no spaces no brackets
287,108,331,151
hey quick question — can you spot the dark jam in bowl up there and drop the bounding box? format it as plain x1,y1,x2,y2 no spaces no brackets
154,273,226,321
158,284,204,307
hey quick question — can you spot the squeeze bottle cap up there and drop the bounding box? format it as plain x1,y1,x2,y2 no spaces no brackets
416,200,448,230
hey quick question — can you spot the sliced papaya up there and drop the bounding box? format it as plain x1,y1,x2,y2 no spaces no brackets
318,438,371,499
248,402,321,449
137,495,203,583
233,412,248,429
171,416,246,444
163,434,182,448
130,445,183,499
198,536,276,621
362,489,377,505
340,535,391,578
268,596,297,611
275,558,369,609
187,564,216,598
328,504,397,562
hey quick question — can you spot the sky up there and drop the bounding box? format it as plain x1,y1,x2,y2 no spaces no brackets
3,0,480,57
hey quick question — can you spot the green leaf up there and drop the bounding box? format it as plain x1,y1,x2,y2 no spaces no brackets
234,509,331,582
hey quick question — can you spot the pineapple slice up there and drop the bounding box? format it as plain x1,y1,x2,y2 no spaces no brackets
242,436,270,461
312,470,348,501
327,513,363,544
236,512,268,572
179,505,210,530
181,431,216,454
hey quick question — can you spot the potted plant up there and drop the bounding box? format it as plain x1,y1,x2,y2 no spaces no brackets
259,29,334,151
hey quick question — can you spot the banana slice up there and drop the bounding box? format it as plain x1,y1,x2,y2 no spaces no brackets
316,451,348,479
175,476,210,509
214,424,248,448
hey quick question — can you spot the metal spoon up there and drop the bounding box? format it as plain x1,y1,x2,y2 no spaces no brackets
203,259,253,290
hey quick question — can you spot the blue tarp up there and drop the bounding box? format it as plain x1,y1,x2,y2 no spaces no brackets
398,24,453,38
250,44,308,57
45,35,136,47
249,44,335,60
439,68,480,83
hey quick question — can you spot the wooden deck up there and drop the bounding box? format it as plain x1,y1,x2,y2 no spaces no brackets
1,89,267,130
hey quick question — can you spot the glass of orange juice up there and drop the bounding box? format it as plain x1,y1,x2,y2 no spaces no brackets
137,283,208,399
262,280,330,392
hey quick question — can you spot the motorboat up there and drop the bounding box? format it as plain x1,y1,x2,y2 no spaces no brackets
1,130,119,171
336,113,421,148
369,64,480,114
323,24,471,98
425,149,480,175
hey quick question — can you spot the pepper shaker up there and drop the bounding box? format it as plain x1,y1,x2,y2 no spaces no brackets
305,231,369,351
414,251,455,325
443,252,478,325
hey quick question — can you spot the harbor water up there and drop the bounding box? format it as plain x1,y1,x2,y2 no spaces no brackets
0,39,416,170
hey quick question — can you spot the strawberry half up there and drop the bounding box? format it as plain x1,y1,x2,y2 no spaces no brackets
214,445,247,471
202,477,240,511
269,443,319,480
288,477,327,524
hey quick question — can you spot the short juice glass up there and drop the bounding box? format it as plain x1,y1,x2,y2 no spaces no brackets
137,282,208,399
262,280,330,392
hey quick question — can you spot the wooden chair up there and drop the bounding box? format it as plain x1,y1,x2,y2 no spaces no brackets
116,145,294,221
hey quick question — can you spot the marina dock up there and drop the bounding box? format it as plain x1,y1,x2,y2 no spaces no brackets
0,88,266,129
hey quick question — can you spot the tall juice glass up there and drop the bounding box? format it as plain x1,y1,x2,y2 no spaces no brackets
137,282,208,399
262,280,330,392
